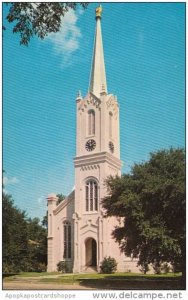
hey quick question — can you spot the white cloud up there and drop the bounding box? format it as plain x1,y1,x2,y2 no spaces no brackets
37,195,45,205
47,9,82,66
3,188,8,195
3,176,19,186
3,176,19,194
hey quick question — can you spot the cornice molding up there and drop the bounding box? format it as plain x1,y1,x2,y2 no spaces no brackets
74,151,122,170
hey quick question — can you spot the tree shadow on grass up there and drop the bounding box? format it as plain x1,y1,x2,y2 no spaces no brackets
79,277,184,290
3,274,19,279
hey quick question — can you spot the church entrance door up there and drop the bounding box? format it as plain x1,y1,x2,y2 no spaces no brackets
85,238,97,267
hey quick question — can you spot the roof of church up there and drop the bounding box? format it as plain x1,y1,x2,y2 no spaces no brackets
54,190,75,215
89,5,108,98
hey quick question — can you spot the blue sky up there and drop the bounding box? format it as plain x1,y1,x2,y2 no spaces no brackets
3,2,185,221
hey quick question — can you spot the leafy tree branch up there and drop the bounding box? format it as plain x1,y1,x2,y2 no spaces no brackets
5,2,89,45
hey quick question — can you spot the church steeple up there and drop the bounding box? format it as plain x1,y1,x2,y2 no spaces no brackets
89,5,108,98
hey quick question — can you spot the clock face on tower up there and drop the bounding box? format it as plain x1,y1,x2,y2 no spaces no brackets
109,141,114,153
85,139,96,151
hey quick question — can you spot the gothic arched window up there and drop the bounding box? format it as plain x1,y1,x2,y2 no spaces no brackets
88,110,95,135
109,112,113,138
63,221,71,259
85,179,98,212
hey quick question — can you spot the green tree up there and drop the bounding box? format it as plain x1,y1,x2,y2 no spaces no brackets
27,217,47,271
102,148,185,286
56,193,66,205
3,191,48,273
5,2,88,45
42,212,48,229
2,193,29,273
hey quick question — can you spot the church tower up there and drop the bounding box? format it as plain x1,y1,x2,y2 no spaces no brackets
73,5,122,273
47,5,139,274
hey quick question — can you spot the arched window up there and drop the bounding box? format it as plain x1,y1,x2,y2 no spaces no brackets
63,221,71,259
109,112,113,137
85,179,98,212
88,110,95,135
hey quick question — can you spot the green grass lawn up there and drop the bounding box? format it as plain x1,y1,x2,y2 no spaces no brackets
15,271,60,277
3,271,183,290
3,271,181,280
42,272,180,280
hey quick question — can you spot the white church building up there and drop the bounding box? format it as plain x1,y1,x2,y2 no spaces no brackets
47,6,138,273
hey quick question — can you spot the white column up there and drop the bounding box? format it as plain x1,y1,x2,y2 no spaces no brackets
47,194,57,272
73,214,81,273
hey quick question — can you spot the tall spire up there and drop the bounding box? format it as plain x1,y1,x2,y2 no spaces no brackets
89,5,108,98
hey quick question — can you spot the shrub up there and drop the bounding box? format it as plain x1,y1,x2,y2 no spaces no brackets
152,262,162,274
57,261,68,273
172,262,181,273
161,263,171,274
100,256,117,274
36,263,47,272
139,263,150,274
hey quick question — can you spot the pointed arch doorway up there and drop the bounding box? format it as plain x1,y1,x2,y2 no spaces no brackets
85,238,97,267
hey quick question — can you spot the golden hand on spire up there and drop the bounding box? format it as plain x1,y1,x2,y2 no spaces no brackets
95,5,102,18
